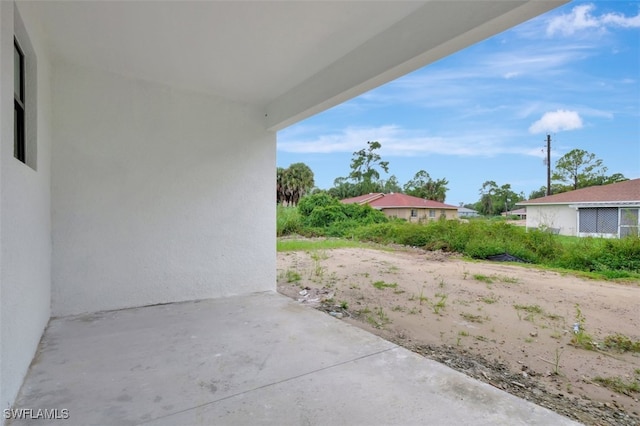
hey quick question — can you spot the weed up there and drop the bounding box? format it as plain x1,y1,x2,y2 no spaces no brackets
460,313,484,323
359,306,372,315
309,252,326,280
571,304,597,350
391,305,404,312
309,250,329,261
514,304,543,323
279,269,302,283
473,274,493,284
438,277,446,288
524,337,534,343
592,376,640,396
418,286,429,305
372,280,398,290
366,307,391,329
513,304,544,314
481,295,497,304
553,348,563,375
458,330,469,337
498,275,519,284
430,293,448,314
602,334,640,353
326,272,338,286
339,300,349,310
393,289,406,295
408,307,420,315
385,265,400,274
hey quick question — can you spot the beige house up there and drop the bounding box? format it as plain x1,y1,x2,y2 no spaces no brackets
342,193,458,222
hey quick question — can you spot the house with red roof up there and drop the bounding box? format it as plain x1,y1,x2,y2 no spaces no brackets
516,178,640,238
341,193,458,222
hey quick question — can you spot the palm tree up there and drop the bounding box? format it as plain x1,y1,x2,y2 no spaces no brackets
276,163,315,206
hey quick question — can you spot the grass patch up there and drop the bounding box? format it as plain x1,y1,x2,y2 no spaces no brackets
473,274,493,284
460,313,484,323
602,334,640,353
284,269,301,283
372,280,398,290
277,238,374,252
592,376,640,396
481,295,498,304
366,307,391,329
513,304,544,314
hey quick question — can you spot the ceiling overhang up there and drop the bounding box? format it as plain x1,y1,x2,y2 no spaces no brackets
18,1,568,131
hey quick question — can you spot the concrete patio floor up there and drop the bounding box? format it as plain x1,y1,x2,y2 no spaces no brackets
11,291,580,425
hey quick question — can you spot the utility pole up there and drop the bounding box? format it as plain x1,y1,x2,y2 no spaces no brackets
546,134,551,196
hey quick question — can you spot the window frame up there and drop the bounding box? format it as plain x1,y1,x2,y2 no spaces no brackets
14,37,26,163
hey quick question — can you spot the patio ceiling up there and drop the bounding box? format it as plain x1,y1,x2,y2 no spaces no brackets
20,1,567,130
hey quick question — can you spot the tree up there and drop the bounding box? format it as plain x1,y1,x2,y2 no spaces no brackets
552,149,607,191
276,162,315,205
403,170,449,202
477,180,497,216
382,175,402,194
348,141,389,194
528,186,547,200
476,181,524,216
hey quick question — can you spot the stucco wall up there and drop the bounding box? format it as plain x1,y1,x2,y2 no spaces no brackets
51,61,275,316
1,2,52,413
381,208,457,222
525,205,577,236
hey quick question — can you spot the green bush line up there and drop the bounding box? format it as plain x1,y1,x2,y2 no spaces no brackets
278,194,640,280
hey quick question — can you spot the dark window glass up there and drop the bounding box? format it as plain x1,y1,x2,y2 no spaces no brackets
14,38,26,163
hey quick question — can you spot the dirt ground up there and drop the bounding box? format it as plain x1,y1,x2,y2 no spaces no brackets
277,244,640,426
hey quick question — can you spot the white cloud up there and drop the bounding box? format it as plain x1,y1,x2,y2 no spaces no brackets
528,110,583,134
278,125,543,158
277,125,401,154
546,4,640,36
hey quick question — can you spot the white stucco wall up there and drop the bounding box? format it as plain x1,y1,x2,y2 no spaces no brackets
525,205,577,236
0,2,52,413
51,61,275,316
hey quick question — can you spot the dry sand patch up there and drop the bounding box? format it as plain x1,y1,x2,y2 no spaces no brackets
277,246,640,426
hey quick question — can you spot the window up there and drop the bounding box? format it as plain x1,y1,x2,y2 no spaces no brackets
620,208,639,237
14,38,25,163
13,7,37,170
579,208,618,234
410,209,417,218
429,209,435,218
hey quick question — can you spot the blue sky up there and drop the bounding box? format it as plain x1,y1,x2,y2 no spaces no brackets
276,1,640,206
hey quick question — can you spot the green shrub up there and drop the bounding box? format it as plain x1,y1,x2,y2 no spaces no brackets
276,205,302,236
298,193,340,217
464,238,505,259
305,205,348,228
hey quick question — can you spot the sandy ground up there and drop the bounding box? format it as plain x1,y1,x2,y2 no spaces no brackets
277,245,640,426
